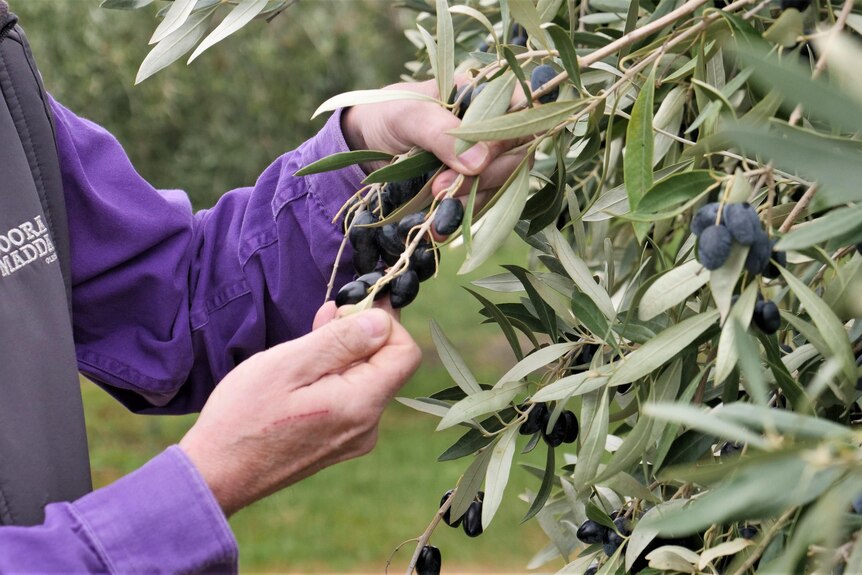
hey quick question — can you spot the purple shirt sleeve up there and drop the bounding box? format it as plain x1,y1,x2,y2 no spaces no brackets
5,97,365,571
0,446,237,573
50,96,361,412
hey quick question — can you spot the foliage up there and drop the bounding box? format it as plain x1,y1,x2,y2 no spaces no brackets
17,0,408,209
105,0,862,573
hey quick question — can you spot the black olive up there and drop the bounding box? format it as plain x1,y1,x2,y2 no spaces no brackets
562,410,579,444
416,545,441,575
352,245,380,275
355,271,388,300
348,210,378,248
530,64,559,104
519,402,549,435
602,516,631,556
335,280,369,307
762,239,787,279
744,230,772,275
439,489,461,528
576,519,607,545
376,223,404,265
462,500,484,537
390,270,420,309
397,212,427,241
542,413,567,447
753,300,781,334
410,243,438,282
780,0,810,10
452,85,474,119
723,203,761,246
691,202,722,237
697,225,733,270
740,524,759,539
433,198,464,236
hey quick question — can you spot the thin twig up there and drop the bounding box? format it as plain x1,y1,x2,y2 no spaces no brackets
779,184,817,233
787,0,855,125
402,488,456,575
730,508,797,575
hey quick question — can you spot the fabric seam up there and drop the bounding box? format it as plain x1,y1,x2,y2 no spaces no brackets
66,504,119,574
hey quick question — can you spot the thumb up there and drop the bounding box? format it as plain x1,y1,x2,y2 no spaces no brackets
287,308,393,383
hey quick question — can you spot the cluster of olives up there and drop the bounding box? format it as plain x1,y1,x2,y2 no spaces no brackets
578,513,703,573
439,489,485,537
518,402,579,447
577,514,633,558
692,201,785,276
335,175,464,309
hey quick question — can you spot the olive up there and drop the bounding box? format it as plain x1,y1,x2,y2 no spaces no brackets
744,230,772,275
603,516,632,556
740,524,759,539
753,300,781,334
376,223,404,265
762,239,787,279
576,519,607,545
348,211,378,248
691,202,721,237
352,244,380,275
462,500,484,537
433,198,464,236
410,243,437,282
697,225,733,270
562,410,579,444
335,280,368,307
530,64,559,104
584,565,598,575
780,0,810,10
439,489,461,528
355,271,388,300
390,270,420,309
397,212,426,241
511,35,527,46
519,402,549,435
542,413,567,447
720,442,743,457
416,545,441,575
723,203,761,246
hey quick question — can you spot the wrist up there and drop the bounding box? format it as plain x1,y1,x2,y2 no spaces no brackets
179,435,246,517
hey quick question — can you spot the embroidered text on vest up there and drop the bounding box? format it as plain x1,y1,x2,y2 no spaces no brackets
0,215,56,277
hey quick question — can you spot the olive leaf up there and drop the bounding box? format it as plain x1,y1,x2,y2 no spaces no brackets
188,0,269,63
482,425,519,529
437,381,524,431
714,281,759,384
136,4,218,84
638,259,709,321
149,0,197,44
312,90,439,119
431,319,482,396
609,310,719,386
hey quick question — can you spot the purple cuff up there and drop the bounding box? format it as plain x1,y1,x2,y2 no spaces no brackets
72,446,237,573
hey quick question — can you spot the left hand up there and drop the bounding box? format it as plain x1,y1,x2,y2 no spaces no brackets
342,79,530,203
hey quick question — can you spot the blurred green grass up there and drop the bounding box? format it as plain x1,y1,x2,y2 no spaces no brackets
83,237,562,573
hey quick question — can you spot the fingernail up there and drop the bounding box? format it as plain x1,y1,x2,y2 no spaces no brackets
457,143,489,172
356,309,389,339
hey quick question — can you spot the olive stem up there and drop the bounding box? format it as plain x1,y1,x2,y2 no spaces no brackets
729,507,797,575
787,0,855,126
402,486,457,575
363,175,466,304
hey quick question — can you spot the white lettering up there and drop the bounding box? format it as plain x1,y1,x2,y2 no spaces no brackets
7,229,24,246
0,216,57,279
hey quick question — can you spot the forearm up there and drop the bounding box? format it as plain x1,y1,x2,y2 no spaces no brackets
0,447,237,573
50,96,362,413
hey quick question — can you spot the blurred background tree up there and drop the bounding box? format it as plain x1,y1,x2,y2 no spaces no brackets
15,0,409,208
11,1,545,571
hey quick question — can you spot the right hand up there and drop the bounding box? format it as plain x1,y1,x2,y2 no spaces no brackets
179,306,422,516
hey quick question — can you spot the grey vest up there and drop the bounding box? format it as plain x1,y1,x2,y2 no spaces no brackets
0,2,92,526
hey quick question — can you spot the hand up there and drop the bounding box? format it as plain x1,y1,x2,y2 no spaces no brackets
342,79,530,206
179,306,422,516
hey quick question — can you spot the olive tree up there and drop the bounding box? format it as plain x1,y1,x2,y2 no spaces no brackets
107,0,862,573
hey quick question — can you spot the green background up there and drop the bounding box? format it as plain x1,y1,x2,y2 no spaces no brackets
13,1,554,572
